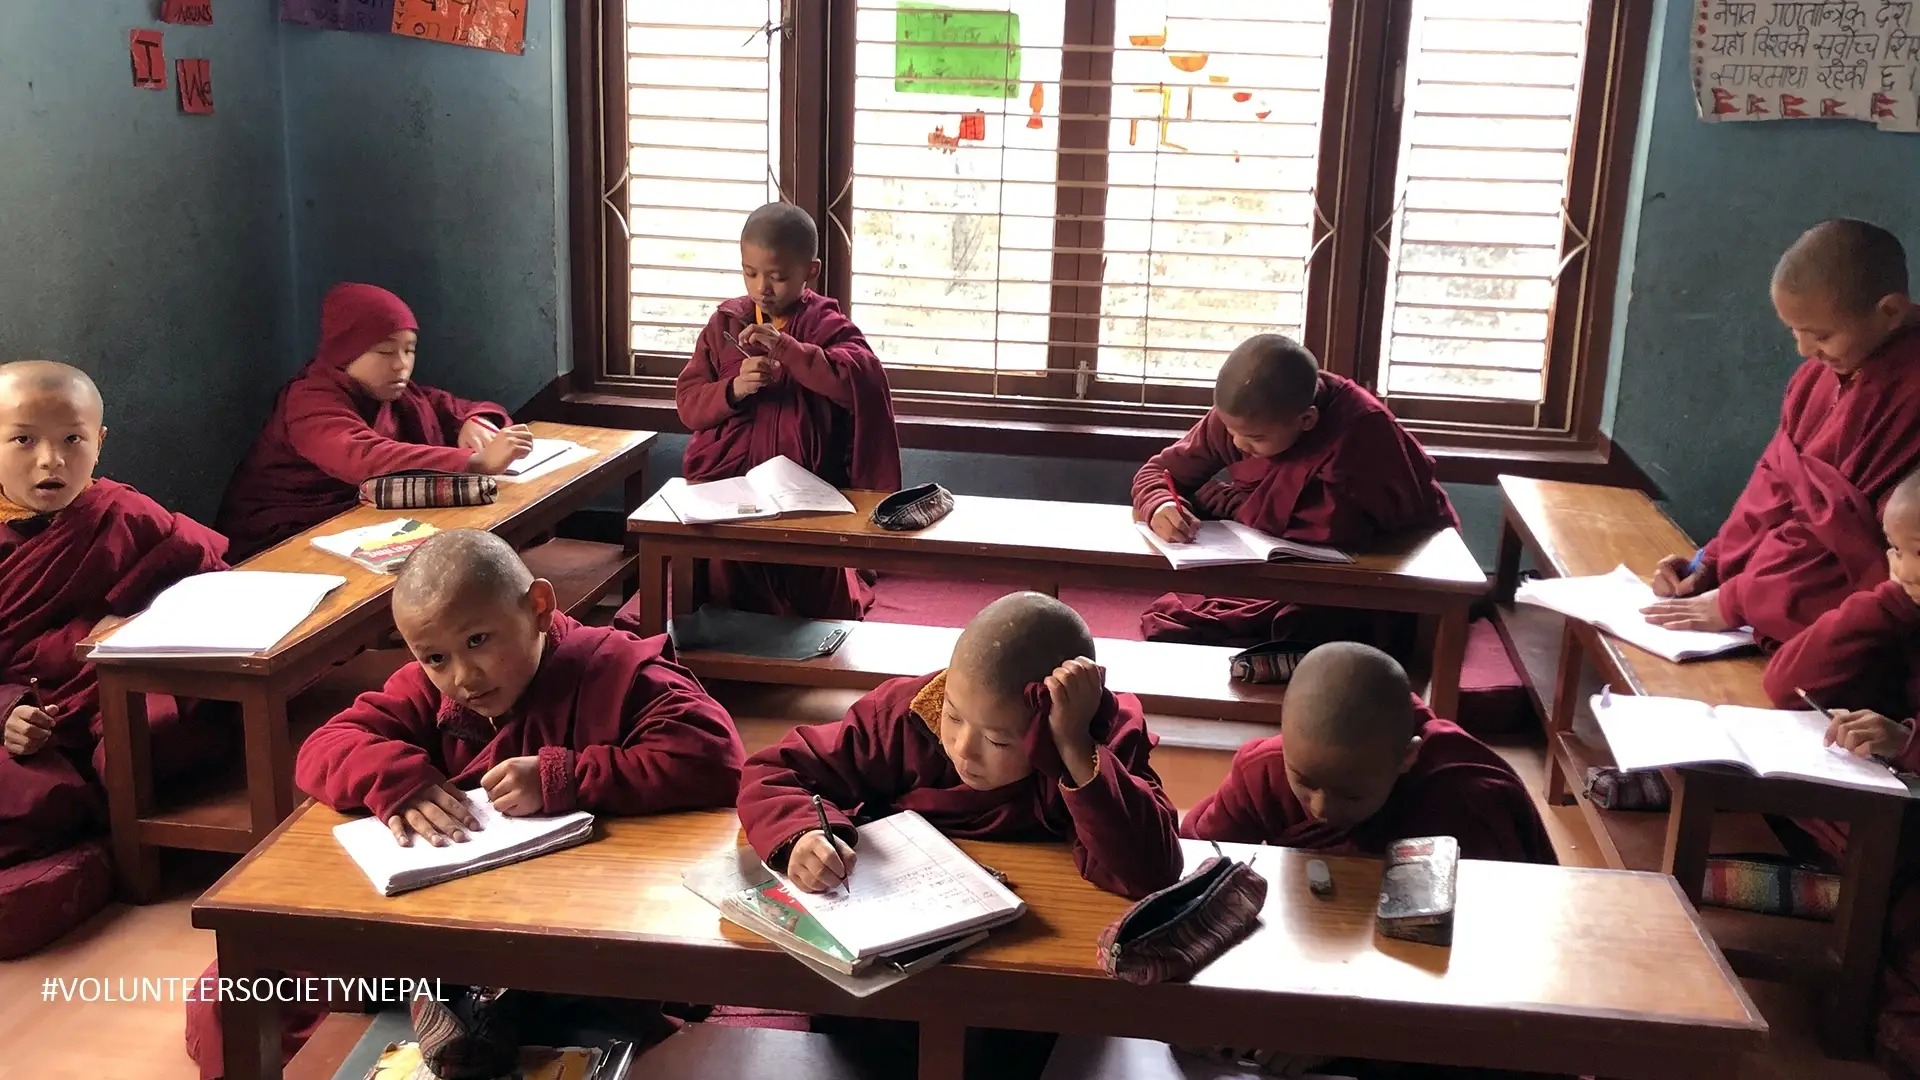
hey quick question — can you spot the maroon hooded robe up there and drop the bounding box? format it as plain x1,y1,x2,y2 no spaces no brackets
186,614,743,1079
737,670,1182,900
216,283,511,561
0,479,231,958
615,290,900,628
1130,372,1457,645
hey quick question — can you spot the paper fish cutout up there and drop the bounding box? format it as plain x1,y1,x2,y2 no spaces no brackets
1168,53,1208,73
1128,26,1166,47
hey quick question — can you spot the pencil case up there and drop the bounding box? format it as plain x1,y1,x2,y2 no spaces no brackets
1582,765,1671,811
410,985,524,1080
870,482,954,531
1228,640,1313,684
1096,855,1268,984
360,470,498,510
1376,835,1459,946
1701,853,1841,921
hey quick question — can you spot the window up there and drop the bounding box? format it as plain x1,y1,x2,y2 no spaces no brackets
576,0,1647,453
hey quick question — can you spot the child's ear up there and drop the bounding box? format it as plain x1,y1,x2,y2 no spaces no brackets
1880,293,1913,323
1398,735,1422,775
1298,406,1320,433
526,578,558,632
96,426,108,451
806,258,823,285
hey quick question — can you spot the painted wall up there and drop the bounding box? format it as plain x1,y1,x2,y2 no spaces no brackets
278,0,570,415
0,2,292,520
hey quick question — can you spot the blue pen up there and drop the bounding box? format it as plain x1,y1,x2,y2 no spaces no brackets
1685,547,1707,578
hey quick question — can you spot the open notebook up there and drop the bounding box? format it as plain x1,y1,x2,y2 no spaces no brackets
712,810,1024,975
311,519,439,574
1590,690,1913,796
90,571,346,658
332,789,596,896
660,456,854,524
1516,565,1756,662
1135,520,1350,570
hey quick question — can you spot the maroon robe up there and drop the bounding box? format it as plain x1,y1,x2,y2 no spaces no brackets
615,291,899,628
737,671,1182,900
1181,704,1556,865
0,479,231,958
1697,328,1920,649
1131,374,1456,645
216,283,510,561
187,613,742,1079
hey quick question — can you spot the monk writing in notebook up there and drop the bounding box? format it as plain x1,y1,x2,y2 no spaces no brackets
1131,333,1456,646
1183,642,1554,864
1645,219,1920,648
615,202,899,627
186,529,744,1077
217,283,534,560
0,361,232,960
738,591,1181,900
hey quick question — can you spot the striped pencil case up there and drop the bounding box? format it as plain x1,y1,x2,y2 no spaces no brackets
1700,853,1841,921
360,471,498,510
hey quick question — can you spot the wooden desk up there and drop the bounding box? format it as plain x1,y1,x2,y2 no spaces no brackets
1494,474,1903,1058
629,486,1487,719
88,423,655,900
196,805,1765,1080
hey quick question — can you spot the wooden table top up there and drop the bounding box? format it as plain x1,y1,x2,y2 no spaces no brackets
196,804,1764,1042
1499,475,1770,707
81,423,655,675
631,484,1487,595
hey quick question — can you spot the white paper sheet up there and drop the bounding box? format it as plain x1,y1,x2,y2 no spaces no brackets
496,441,594,485
1691,1,1920,132
1135,520,1349,570
331,789,595,896
1515,566,1756,662
660,455,854,524
92,571,346,656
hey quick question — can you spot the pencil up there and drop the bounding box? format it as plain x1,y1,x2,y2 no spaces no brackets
812,793,850,895
1795,687,1835,716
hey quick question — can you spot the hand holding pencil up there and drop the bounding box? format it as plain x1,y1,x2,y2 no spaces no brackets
1148,492,1202,544
787,793,858,894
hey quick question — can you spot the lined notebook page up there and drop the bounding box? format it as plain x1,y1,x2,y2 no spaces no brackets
1517,566,1755,662
1718,706,1910,795
1135,521,1262,568
773,811,1024,960
93,571,346,656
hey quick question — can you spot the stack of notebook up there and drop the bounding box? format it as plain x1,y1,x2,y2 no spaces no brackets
332,789,597,896
90,571,346,658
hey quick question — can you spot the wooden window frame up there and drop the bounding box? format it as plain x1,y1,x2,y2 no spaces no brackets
563,0,1653,483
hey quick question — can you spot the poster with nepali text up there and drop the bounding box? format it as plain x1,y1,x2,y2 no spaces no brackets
282,0,525,55
1691,0,1920,130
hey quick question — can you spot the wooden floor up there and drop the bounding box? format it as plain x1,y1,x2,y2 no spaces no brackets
0,682,1891,1079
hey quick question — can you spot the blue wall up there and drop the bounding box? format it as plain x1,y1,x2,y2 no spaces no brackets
0,2,292,519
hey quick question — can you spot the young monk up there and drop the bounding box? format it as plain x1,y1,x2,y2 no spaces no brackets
1645,219,1920,649
614,202,899,628
0,361,232,960
738,591,1181,900
1183,642,1554,864
1131,333,1456,645
185,529,744,1077
216,283,534,561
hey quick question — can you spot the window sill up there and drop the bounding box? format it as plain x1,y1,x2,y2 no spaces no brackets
538,381,1653,492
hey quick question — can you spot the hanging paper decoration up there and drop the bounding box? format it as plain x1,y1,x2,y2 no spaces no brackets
1028,82,1044,129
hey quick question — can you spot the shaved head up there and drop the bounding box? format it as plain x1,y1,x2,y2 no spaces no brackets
393,529,532,618
1283,642,1419,748
951,592,1096,701
0,361,103,422
1216,334,1320,421
1890,467,1920,525
742,202,820,262
1774,219,1909,315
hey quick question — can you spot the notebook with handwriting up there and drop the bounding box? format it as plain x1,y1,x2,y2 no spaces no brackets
1135,520,1350,570
1589,691,1911,796
1516,566,1755,662
331,789,596,896
660,456,855,524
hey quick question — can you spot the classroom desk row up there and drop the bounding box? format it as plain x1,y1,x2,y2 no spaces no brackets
86,422,658,901
626,483,1490,721
197,803,1767,1080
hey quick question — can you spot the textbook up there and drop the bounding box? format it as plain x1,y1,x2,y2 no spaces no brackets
1515,565,1756,662
364,1040,623,1080
1589,690,1913,796
332,789,596,896
1134,520,1351,570
660,456,854,524
311,518,440,574
90,571,346,658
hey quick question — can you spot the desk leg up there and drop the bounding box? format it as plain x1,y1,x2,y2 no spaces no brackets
1823,799,1903,1059
1494,511,1523,604
1661,770,1714,903
1544,625,1584,805
917,1018,967,1080
636,544,670,638
217,937,284,1080
622,463,650,601
240,684,297,845
1427,605,1468,721
100,674,160,902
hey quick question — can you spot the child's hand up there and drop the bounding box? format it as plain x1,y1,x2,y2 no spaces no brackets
469,426,534,474
787,829,856,892
1046,657,1104,785
386,782,482,847
737,323,786,356
1650,554,1704,598
1149,501,1201,544
457,419,497,452
731,355,778,401
1640,590,1730,631
2,704,56,757
1825,709,1915,759
480,756,543,816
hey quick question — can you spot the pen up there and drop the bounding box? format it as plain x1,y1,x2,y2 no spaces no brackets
812,793,851,895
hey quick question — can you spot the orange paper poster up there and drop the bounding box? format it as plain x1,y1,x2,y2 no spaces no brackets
391,0,527,55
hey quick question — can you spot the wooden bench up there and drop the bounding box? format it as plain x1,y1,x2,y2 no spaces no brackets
631,486,1485,720
1494,474,1904,1058
87,423,656,901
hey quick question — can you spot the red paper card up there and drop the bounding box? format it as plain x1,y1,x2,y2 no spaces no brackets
177,58,213,114
161,0,214,25
130,30,166,90
391,0,526,54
